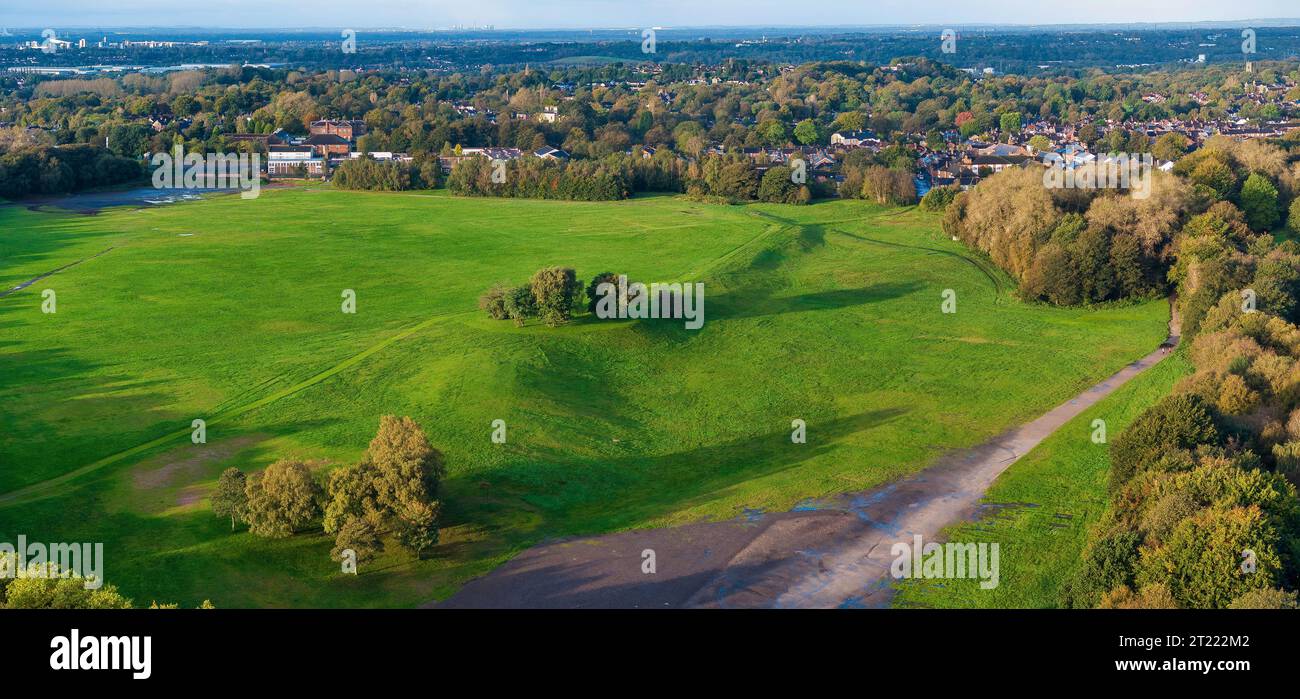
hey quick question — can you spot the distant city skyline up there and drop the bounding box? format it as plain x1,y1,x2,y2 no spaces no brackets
2,0,1299,31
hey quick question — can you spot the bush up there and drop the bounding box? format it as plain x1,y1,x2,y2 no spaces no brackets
1136,506,1284,608
479,284,509,320
757,166,811,204
1098,583,1179,609
586,271,619,313
1059,531,1141,609
503,285,537,326
919,185,958,212
1109,394,1220,494
1226,587,1299,608
530,267,582,326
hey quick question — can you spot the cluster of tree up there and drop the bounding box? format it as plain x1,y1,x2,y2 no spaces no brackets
840,165,917,205
682,153,764,203
213,458,323,538
322,416,444,564
7,50,1300,190
210,416,444,564
1172,136,1300,231
838,146,919,205
1062,311,1300,608
1051,136,1300,609
757,165,813,205
0,143,142,199
942,167,1193,305
1178,299,1300,470
448,156,628,201
479,267,587,326
16,29,1300,85
331,154,441,191
1170,201,1300,337
938,135,1300,310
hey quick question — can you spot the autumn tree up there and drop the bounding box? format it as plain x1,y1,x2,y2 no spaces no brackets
331,515,383,566
211,467,248,531
244,459,323,538
0,555,132,609
324,416,446,559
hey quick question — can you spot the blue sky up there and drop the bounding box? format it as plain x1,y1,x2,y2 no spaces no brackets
1,0,1297,29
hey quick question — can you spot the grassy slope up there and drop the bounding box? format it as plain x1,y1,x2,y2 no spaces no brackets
891,351,1193,608
0,188,1169,607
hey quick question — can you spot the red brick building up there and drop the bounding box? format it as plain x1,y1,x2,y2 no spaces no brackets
309,119,367,142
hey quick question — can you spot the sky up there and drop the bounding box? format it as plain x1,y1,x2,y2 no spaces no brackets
0,0,1297,30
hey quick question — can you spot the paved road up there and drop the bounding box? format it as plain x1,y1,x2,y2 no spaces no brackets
438,305,1179,609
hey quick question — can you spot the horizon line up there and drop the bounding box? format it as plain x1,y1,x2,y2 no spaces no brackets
4,19,1300,32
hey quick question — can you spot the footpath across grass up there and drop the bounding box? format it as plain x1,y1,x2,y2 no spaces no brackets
891,351,1194,608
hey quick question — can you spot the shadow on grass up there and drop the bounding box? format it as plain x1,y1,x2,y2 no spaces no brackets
444,406,909,540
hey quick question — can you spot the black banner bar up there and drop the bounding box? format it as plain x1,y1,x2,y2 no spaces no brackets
0,609,1285,687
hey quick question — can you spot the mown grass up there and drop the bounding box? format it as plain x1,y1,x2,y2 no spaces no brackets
0,188,1169,607
891,350,1194,608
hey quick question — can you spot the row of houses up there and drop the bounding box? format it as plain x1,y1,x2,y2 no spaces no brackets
435,146,570,173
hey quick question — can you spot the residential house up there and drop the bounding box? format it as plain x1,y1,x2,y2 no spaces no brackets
438,146,524,173
830,130,877,147
534,146,570,160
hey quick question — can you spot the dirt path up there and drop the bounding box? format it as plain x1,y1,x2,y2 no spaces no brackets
0,247,114,298
439,303,1180,609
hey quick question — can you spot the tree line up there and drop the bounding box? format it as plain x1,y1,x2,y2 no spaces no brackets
331,154,442,191
1062,304,1300,608
940,136,1300,309
0,143,142,199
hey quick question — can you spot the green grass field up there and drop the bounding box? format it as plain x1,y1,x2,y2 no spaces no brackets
891,351,1193,608
0,188,1169,607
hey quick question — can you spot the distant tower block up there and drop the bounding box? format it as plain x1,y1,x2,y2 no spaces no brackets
1246,61,1254,73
